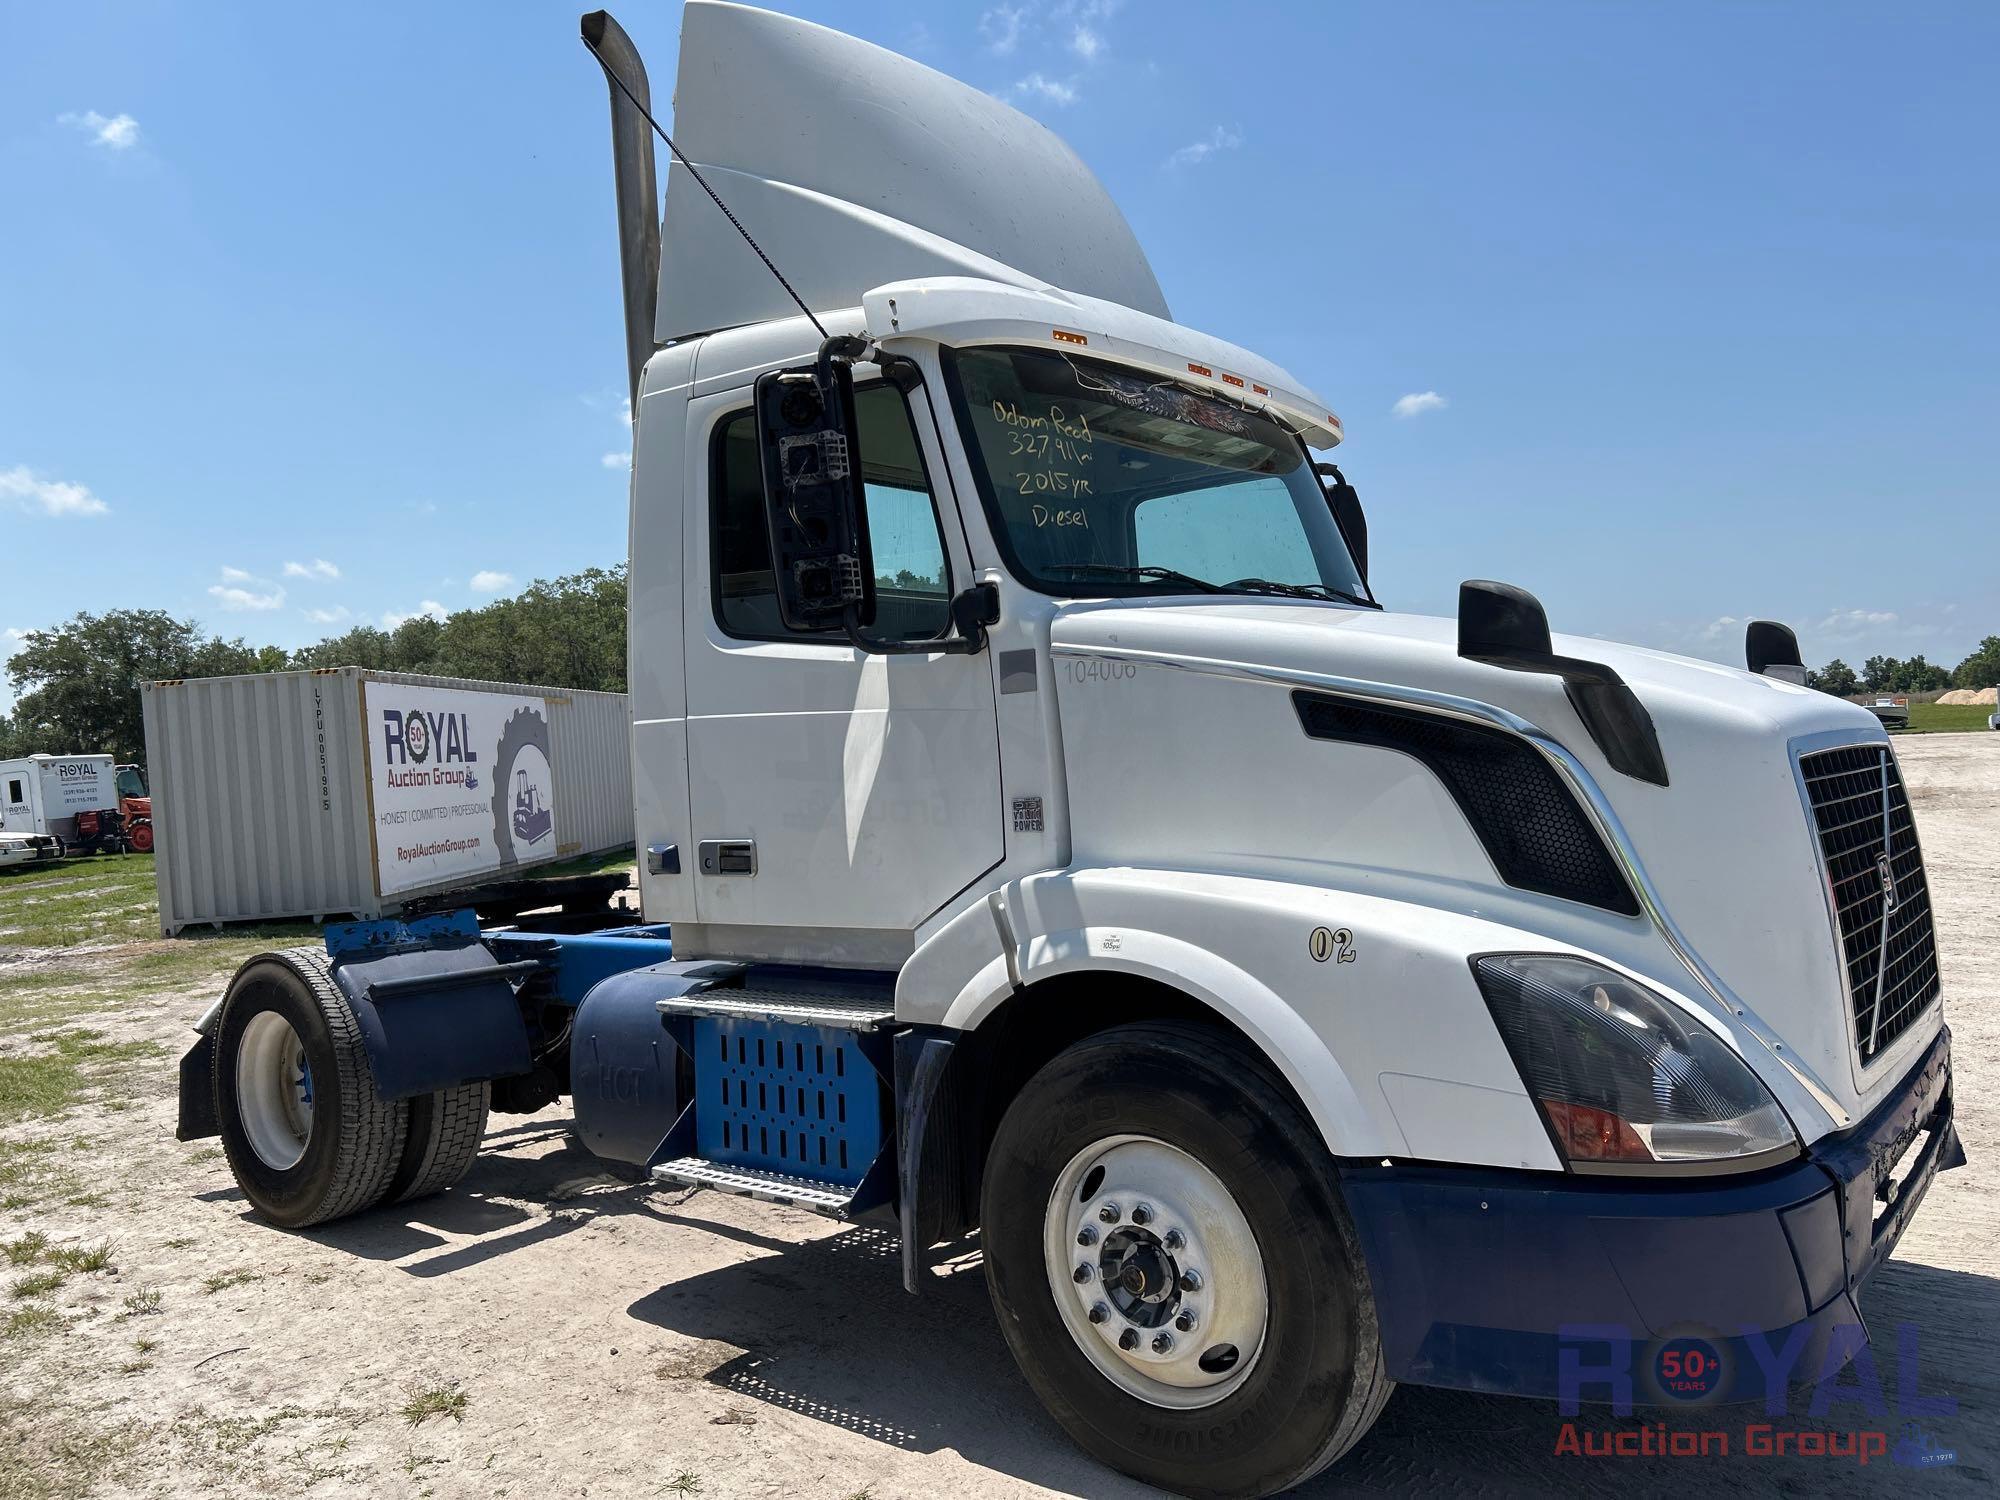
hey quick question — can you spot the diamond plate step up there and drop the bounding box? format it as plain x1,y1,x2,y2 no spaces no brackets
654,986,895,1031
651,1156,853,1212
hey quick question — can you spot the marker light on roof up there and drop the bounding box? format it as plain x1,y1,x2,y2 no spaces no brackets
1051,328,1088,345
1186,362,1212,377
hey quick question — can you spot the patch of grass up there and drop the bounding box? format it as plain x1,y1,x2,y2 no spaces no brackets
11,1268,69,1299
662,1472,704,1497
49,1239,114,1274
399,1380,469,1428
0,1028,164,1126
201,1268,260,1296
188,1145,223,1165
163,1235,196,1250
2,1304,64,1340
4,1231,50,1266
120,1286,163,1318
1904,702,1995,733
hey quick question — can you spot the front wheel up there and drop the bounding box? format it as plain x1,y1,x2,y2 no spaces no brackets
982,1022,1390,1500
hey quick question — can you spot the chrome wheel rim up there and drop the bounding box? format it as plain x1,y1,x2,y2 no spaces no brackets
1043,1134,1268,1408
237,1011,314,1171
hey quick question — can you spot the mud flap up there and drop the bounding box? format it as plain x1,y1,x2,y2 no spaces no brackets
176,1031,219,1141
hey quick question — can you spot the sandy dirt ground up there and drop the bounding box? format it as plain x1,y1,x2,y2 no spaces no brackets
1,735,1995,1498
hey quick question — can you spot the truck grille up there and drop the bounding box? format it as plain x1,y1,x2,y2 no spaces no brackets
1798,744,1939,1063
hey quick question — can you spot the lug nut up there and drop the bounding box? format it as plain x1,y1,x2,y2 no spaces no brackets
1076,1224,1098,1247
1175,1311,1197,1332
1119,1328,1140,1351
1098,1203,1121,1224
1163,1228,1185,1251
1131,1203,1154,1226
1179,1269,1203,1292
1088,1302,1110,1325
1152,1333,1175,1354
1073,1263,1093,1284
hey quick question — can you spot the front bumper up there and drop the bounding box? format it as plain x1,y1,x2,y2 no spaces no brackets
1340,1027,1962,1403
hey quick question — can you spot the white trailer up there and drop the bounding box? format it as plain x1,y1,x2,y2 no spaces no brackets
174,10,1963,1498
0,753,118,849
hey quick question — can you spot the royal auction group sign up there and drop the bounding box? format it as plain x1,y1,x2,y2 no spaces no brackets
362,681,559,896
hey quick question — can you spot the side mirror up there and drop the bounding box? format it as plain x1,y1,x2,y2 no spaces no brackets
1314,463,1368,582
753,338,874,633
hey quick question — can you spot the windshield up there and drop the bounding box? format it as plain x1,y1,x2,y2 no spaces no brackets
115,766,147,799
942,347,1369,603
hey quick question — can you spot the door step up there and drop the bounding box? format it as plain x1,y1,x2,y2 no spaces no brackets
651,1155,854,1213
655,986,895,1031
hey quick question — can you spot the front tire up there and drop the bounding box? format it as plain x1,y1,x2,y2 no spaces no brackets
982,1022,1390,1500
214,948,408,1228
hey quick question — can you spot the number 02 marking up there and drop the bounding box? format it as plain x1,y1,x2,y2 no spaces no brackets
1309,926,1356,964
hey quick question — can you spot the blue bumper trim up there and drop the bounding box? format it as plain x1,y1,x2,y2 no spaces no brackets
1342,1027,1959,1403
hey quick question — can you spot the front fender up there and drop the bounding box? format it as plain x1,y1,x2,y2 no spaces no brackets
915,867,1583,1171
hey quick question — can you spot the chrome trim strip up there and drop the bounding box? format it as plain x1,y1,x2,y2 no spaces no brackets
1053,642,1853,1127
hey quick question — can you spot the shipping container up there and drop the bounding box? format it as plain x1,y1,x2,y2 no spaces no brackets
141,668,632,935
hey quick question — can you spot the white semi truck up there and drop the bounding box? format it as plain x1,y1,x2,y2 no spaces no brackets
176,8,1962,1495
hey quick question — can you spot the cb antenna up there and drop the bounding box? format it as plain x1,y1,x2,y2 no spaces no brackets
580,15,828,343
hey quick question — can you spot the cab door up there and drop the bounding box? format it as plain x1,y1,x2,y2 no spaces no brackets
680,373,1002,960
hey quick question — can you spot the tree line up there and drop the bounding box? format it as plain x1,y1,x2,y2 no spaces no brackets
1803,638,2000,698
0,566,626,765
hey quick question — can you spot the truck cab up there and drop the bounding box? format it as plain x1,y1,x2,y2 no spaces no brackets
177,8,1962,1497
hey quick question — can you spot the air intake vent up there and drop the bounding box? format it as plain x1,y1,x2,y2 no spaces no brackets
1797,744,1940,1063
1292,692,1640,916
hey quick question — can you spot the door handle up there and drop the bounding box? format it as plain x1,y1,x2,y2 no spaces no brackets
697,839,757,876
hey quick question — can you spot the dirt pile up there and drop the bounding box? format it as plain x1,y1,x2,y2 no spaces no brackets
1937,686,1998,705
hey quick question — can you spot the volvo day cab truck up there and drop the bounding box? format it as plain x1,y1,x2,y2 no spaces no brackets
176,8,1963,1495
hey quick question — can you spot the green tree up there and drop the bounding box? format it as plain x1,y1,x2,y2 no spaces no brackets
1860,655,1899,692
1952,636,2000,690
2,610,268,764
1812,659,1859,697
1893,655,1951,692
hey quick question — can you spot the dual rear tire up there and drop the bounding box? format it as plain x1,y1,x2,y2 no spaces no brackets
213,948,489,1228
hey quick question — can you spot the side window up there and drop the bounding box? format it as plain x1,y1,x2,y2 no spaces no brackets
5,779,21,805
712,384,951,640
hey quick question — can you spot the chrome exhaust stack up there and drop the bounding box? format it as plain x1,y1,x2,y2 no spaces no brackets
581,10,661,404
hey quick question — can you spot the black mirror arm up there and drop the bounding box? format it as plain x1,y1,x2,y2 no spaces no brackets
843,582,1000,658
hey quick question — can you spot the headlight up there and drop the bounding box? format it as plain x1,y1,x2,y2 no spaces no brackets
1472,954,1799,1171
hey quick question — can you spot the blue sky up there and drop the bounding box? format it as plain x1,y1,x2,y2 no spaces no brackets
4,1,1995,708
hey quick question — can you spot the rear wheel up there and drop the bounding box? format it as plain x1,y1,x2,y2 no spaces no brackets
982,1022,1390,1500
388,1084,490,1203
214,948,407,1227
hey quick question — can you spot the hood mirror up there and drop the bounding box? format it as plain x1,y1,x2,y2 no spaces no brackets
1457,580,1669,787
1746,620,1808,684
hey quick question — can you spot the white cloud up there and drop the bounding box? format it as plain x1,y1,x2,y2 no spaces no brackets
1165,125,1243,170
981,5,1030,53
1392,391,1449,419
208,582,285,612
382,601,449,629
0,465,110,517
283,558,340,581
303,606,350,625
1071,25,1103,60
1699,614,1742,642
219,564,254,583
1012,72,1079,106
57,110,140,150
602,451,632,470
470,570,515,593
1814,608,1904,642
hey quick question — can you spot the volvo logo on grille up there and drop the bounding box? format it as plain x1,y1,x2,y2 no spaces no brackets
1877,852,1900,912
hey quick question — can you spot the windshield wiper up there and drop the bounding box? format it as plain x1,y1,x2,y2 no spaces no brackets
1221,577,1378,609
1044,563,1229,594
